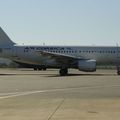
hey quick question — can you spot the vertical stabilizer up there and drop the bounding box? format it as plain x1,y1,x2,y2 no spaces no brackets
0,27,15,46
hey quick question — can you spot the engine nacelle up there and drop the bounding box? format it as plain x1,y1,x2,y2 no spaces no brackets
78,59,96,72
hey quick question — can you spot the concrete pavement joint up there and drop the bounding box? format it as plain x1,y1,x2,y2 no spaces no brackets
47,98,65,120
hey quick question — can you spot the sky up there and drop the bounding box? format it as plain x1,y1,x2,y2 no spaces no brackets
0,0,120,46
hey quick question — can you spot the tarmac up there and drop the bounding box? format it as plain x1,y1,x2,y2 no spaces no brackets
0,68,120,120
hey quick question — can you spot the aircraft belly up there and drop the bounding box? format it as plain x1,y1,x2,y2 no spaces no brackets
11,54,43,65
12,54,58,67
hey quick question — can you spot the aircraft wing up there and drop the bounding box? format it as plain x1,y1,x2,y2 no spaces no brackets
36,50,83,64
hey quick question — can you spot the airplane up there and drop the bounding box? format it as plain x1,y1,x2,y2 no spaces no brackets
0,27,120,76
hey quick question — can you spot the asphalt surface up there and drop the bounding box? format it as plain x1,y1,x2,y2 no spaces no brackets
0,68,120,120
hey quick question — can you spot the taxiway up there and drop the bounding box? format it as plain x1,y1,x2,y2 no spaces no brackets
0,68,120,120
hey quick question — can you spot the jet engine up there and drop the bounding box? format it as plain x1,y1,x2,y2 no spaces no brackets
78,59,96,72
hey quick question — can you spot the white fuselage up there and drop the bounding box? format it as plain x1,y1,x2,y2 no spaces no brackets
0,27,120,75
1,45,120,68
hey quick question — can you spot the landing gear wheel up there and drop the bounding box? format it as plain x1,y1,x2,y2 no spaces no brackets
117,66,120,75
34,67,47,71
42,67,47,71
117,71,120,75
59,68,68,76
38,68,42,70
34,68,37,71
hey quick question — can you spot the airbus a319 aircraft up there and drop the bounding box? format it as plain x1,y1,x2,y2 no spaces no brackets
0,27,120,76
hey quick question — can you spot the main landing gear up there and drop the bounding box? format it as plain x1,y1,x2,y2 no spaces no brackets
59,68,68,76
34,67,47,71
117,66,120,75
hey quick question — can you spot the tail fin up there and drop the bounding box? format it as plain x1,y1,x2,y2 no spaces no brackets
0,27,15,46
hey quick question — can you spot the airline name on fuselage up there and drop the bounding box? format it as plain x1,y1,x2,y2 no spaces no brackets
24,47,73,51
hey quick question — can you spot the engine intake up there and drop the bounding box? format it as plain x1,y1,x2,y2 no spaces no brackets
78,59,96,72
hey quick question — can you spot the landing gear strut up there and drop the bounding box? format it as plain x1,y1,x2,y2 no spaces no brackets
59,68,68,76
117,66,120,75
